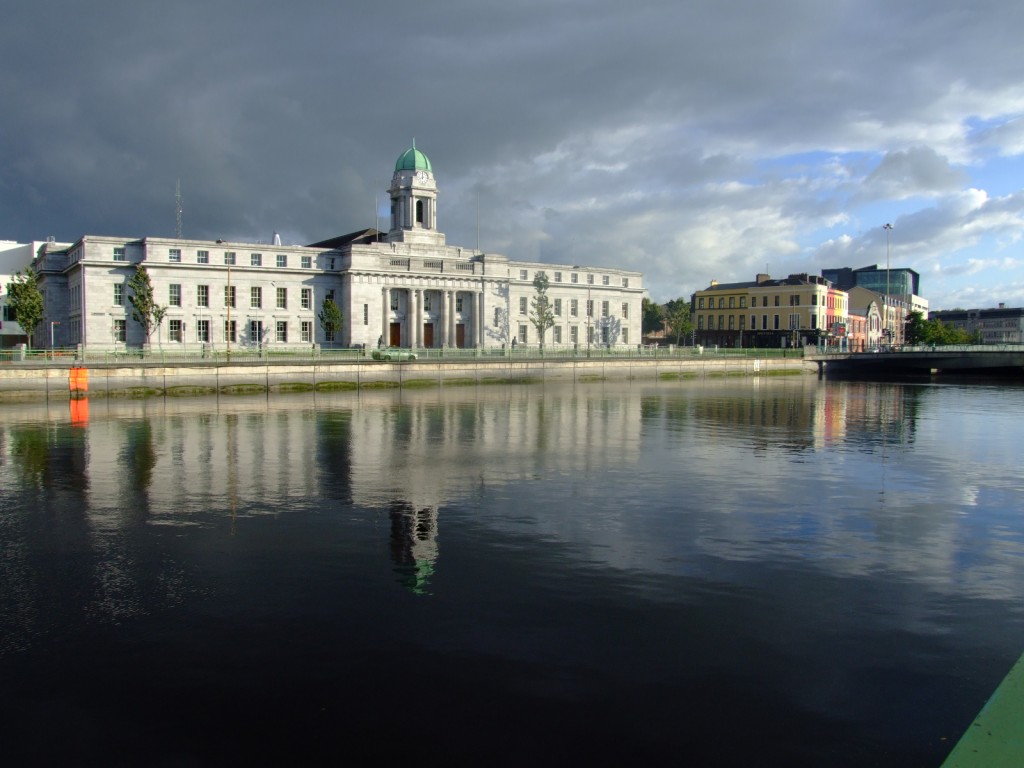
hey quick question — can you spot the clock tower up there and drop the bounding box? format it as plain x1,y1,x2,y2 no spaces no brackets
388,143,445,246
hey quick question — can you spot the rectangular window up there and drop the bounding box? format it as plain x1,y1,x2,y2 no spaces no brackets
224,285,236,308
224,320,236,342
224,251,236,265
571,273,579,284
251,253,262,267
169,319,182,342
301,320,312,342
586,300,594,318
622,277,629,288
601,300,609,318
554,298,562,316
169,248,181,263
789,313,800,330
602,275,610,285
554,272,562,283
197,249,209,264
113,319,126,342
301,288,311,310
623,328,629,344
197,285,209,307
363,304,369,325
773,314,780,330
519,296,527,315
698,298,705,309
698,316,704,330
276,321,287,343
197,319,210,343
774,295,780,307
326,289,335,302
113,246,126,262
519,270,528,280
518,324,528,343
301,255,312,269
718,315,725,330
587,273,594,285
729,297,735,309
456,296,463,312
622,302,629,319
762,315,768,330
762,296,768,307
739,297,746,308
251,286,262,309
169,284,181,307
276,254,287,268
276,287,287,309
424,294,432,312
570,326,579,344
391,294,399,311
570,299,578,317
553,326,562,344
739,315,746,330
729,315,735,330
114,284,123,306
494,308,501,327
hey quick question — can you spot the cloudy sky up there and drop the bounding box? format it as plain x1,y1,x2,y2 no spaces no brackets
3,0,1024,308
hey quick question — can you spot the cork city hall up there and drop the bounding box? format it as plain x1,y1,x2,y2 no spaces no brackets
24,146,644,354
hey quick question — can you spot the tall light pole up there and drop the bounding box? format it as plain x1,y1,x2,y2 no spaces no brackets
50,320,60,361
883,223,893,345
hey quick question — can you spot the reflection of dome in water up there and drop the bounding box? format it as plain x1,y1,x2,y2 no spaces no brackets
389,502,439,595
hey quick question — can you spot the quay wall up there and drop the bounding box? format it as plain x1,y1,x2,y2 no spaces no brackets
0,356,815,400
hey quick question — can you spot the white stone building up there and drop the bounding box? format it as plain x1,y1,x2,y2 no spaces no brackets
29,146,644,352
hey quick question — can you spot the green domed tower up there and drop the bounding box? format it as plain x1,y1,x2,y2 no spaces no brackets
388,142,444,245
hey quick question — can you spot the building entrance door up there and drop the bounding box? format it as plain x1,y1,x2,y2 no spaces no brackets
423,323,434,348
455,324,466,348
389,322,402,347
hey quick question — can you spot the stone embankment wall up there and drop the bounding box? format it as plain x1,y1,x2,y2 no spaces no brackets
0,356,815,400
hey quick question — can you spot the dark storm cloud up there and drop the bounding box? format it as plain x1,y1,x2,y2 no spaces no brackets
3,0,1024,306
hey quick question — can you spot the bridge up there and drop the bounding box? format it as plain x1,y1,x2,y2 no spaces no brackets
807,344,1024,377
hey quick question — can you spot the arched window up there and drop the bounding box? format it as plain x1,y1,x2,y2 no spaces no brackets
416,200,424,224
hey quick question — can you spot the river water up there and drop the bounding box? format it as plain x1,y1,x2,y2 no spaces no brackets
1,377,1022,766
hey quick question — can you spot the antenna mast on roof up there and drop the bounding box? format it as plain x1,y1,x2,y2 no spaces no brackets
175,179,183,239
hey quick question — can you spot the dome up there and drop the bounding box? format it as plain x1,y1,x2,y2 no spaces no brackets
394,145,432,173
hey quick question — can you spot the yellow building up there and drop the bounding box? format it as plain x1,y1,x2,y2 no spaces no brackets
692,273,845,349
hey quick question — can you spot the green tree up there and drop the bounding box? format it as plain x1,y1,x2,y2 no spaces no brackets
904,310,928,345
642,297,665,335
665,298,693,345
127,265,164,345
319,297,344,346
529,271,556,349
5,268,44,349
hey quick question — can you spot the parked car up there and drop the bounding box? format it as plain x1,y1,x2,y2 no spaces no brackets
372,347,417,361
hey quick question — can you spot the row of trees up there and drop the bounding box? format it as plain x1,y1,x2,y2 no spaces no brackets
903,310,980,345
5,265,346,349
642,297,693,345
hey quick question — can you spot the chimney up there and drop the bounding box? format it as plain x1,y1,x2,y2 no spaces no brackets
999,302,1005,309
710,279,718,287
756,273,771,284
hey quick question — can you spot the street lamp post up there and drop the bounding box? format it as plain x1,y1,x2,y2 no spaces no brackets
50,320,60,361
883,223,893,346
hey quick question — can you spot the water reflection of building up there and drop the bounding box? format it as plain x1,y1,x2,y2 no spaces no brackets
389,502,439,595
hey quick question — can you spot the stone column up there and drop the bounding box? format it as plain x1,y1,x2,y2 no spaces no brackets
381,287,390,346
452,290,460,348
477,291,486,347
439,289,447,347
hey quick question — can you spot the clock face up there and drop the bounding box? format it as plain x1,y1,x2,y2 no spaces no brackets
416,170,428,182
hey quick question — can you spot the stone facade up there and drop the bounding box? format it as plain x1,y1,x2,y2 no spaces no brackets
30,147,645,352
